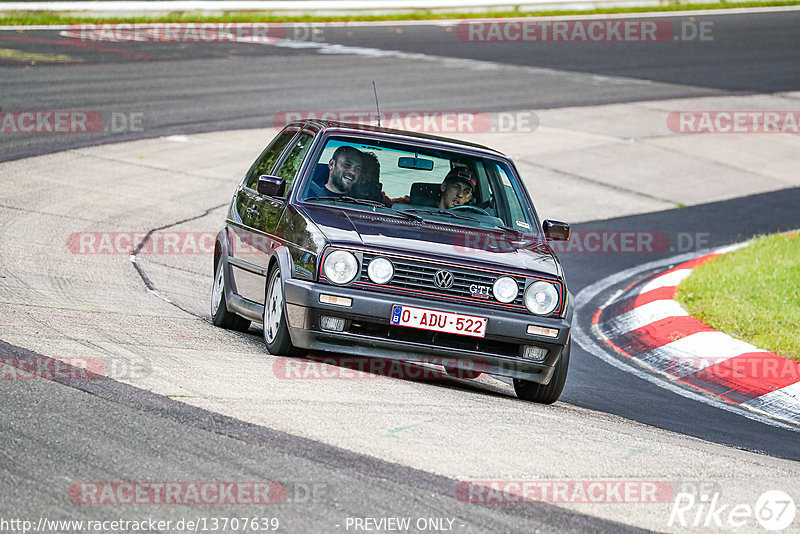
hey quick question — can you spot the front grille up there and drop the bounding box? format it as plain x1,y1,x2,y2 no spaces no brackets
358,252,527,310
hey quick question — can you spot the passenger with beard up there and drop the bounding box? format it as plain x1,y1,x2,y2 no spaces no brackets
307,146,363,198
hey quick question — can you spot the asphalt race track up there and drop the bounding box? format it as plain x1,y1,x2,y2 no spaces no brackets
2,9,800,162
1,8,800,533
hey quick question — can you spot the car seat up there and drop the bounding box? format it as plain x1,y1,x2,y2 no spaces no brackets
311,163,329,185
409,183,441,207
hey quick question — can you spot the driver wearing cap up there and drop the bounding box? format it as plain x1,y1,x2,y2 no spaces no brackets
439,168,476,209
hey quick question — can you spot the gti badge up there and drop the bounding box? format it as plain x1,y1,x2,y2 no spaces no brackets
470,284,491,299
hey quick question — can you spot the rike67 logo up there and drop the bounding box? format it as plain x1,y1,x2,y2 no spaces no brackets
669,489,796,531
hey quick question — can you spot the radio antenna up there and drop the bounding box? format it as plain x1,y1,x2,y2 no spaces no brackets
372,81,381,127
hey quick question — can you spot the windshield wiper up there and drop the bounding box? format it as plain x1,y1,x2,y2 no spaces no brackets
488,224,547,247
305,196,385,207
493,223,524,238
403,208,481,223
305,196,423,222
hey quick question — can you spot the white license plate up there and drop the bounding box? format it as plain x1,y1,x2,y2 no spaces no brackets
390,305,488,338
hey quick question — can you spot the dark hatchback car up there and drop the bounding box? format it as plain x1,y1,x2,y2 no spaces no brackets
211,120,573,403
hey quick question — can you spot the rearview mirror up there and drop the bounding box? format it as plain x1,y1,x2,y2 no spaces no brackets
257,175,286,197
398,157,434,171
542,219,571,241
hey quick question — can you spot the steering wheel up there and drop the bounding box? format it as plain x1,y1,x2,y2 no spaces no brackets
476,196,495,210
451,205,491,216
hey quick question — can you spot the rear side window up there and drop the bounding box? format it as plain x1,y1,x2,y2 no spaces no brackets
244,130,297,189
273,133,314,193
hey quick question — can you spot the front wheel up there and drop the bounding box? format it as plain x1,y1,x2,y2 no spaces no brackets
263,265,302,356
211,256,251,332
513,339,570,404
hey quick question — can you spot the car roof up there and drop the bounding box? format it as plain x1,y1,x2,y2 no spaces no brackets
292,119,506,158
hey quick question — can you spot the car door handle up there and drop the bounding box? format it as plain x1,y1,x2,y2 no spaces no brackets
246,206,260,217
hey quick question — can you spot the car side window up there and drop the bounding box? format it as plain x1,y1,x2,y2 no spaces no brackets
273,133,314,192
244,130,297,189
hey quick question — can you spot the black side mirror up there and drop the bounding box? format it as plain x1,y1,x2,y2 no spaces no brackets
542,219,571,241
257,175,286,197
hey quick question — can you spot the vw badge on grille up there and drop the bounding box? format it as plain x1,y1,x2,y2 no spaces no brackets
433,270,454,289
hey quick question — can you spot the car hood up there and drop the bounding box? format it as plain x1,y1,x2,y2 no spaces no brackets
299,205,561,278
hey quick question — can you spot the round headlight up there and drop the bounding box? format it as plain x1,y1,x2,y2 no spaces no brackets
492,276,518,303
367,257,394,284
323,250,359,285
524,281,559,315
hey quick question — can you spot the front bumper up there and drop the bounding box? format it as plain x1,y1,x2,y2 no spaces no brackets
283,279,571,384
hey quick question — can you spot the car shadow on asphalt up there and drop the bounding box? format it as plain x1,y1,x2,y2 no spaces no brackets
274,349,519,401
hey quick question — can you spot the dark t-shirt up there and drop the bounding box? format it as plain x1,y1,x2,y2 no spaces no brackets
306,164,345,198
307,180,344,199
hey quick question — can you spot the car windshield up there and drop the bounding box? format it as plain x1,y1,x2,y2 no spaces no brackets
300,136,538,235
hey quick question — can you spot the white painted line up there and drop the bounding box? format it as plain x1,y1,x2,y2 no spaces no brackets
573,246,800,432
635,268,691,295
664,331,764,364
638,331,766,376
600,299,688,337
744,382,800,425
129,254,173,304
715,242,750,255
252,37,656,87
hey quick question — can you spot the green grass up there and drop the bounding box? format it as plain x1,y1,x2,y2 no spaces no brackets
676,232,800,362
2,0,800,26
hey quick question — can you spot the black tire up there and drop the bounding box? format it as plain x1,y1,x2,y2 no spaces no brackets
262,265,302,356
211,255,251,332
513,339,571,404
